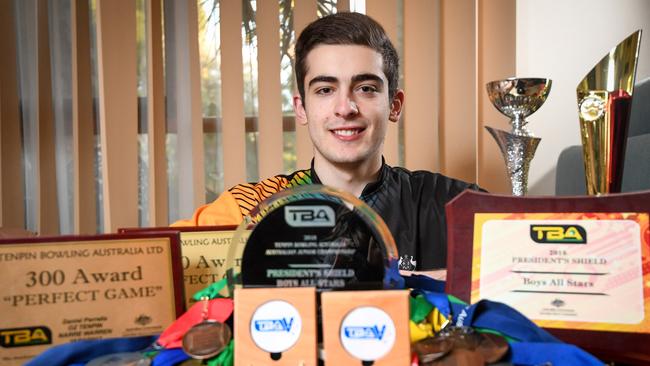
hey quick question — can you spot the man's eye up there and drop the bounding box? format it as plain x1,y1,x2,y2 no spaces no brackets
316,87,333,95
359,85,378,93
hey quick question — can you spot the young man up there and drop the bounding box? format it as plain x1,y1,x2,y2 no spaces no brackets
174,12,481,271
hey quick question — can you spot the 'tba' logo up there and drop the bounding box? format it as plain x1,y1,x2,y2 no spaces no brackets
0,327,52,348
530,225,587,244
285,205,335,227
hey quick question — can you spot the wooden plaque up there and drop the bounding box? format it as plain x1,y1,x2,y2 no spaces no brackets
445,189,650,364
234,287,317,366
320,290,410,366
0,232,184,366
120,226,249,308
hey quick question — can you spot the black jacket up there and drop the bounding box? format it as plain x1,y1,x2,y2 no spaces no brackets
309,162,483,270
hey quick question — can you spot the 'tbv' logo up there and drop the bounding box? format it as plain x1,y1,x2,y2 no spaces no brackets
343,325,386,340
254,318,294,332
285,205,335,227
530,225,587,244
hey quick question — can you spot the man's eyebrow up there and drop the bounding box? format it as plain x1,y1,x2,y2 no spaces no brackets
351,73,384,85
308,75,338,87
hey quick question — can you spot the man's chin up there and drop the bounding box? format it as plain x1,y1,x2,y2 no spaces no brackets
316,149,357,163
324,155,367,166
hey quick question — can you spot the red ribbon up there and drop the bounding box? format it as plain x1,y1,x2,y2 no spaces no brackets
157,298,234,349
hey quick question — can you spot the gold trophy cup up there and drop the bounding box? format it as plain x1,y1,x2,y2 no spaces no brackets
485,78,552,196
577,30,642,195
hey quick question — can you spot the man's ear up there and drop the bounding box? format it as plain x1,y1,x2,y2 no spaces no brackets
389,89,405,122
293,94,308,126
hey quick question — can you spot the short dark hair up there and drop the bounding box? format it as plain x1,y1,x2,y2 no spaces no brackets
295,12,399,102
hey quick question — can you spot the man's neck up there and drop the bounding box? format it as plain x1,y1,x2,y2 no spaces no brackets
313,156,383,197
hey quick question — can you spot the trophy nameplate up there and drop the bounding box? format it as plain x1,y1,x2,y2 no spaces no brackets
0,232,184,366
320,290,410,366
445,190,650,364
234,287,317,366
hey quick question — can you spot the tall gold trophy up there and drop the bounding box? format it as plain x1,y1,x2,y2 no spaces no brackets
577,30,642,195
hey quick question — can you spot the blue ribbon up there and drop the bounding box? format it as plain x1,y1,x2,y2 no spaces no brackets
151,348,191,366
25,335,158,366
510,342,604,366
404,274,446,293
456,299,560,343
384,257,405,289
406,275,603,366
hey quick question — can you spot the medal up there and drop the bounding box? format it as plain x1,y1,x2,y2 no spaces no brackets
86,352,151,366
437,326,481,350
182,321,232,359
476,333,509,363
182,296,232,359
413,337,454,363
415,326,509,365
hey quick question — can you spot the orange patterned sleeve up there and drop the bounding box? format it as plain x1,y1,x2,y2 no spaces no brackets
171,175,291,227
171,190,244,227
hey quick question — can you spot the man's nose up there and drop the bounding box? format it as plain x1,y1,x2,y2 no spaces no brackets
334,95,359,118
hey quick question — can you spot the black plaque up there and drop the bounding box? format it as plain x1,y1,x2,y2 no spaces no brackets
227,185,400,292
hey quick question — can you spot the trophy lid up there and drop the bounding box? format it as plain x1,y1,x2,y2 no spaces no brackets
224,185,400,297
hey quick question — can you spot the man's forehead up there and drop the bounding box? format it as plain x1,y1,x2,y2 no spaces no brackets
307,73,385,89
304,44,386,82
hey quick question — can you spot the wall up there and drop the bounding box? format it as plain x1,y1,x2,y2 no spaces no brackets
517,0,650,195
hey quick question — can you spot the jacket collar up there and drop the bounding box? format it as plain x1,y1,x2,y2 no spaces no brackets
309,157,388,198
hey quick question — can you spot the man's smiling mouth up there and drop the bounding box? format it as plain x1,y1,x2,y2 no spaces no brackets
332,128,365,137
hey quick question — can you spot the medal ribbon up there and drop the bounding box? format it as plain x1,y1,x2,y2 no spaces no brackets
409,292,449,343
192,276,230,301
455,299,558,343
153,279,234,366
206,340,233,366
406,275,602,365
156,297,233,349
157,279,233,349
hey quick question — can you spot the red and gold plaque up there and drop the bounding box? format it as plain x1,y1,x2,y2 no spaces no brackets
0,232,183,365
446,190,650,364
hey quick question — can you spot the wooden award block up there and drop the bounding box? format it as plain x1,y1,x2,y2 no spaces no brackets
320,290,410,366
234,287,317,366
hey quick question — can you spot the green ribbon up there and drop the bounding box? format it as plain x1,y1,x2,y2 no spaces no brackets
189,278,234,366
473,327,517,343
192,277,229,301
447,294,467,306
206,340,234,366
409,294,434,323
